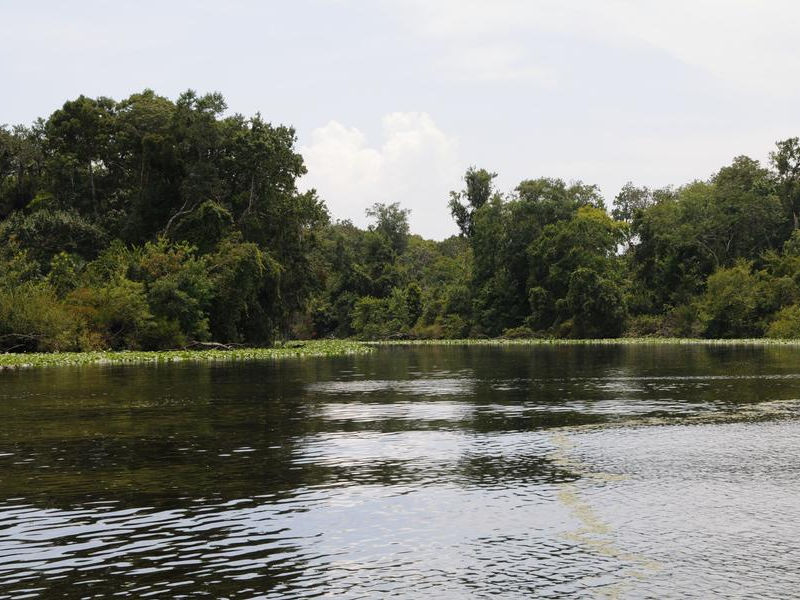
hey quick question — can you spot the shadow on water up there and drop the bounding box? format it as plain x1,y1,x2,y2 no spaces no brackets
2,344,800,597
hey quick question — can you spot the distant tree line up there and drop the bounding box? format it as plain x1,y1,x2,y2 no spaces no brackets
3,90,800,351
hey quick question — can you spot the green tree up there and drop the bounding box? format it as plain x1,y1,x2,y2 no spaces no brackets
449,167,497,237
366,202,410,255
612,182,653,223
527,206,627,337
45,95,116,215
771,137,800,230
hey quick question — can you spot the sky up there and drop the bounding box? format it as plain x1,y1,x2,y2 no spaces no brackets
3,0,800,239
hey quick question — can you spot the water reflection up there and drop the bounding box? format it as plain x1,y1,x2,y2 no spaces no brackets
1,345,800,597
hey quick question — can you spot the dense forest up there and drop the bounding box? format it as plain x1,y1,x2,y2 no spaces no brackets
3,89,800,351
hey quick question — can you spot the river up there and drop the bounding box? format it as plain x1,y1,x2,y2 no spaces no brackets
1,344,800,598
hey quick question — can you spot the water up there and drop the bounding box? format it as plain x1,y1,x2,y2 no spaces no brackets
2,344,800,598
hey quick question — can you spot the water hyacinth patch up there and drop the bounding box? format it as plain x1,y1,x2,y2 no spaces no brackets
0,340,372,370
367,337,800,346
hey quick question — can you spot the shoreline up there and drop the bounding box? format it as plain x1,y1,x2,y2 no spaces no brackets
4,337,800,370
366,337,800,346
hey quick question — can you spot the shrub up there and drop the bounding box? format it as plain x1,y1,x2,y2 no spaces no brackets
0,282,79,351
67,279,153,350
440,314,469,338
136,240,213,343
766,305,800,339
412,323,444,339
563,267,627,338
351,289,410,339
502,325,538,339
661,304,702,337
623,314,664,337
696,262,764,338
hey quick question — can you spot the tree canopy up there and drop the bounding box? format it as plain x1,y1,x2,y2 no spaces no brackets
3,90,800,349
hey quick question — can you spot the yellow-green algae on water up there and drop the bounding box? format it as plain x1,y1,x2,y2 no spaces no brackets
0,340,372,370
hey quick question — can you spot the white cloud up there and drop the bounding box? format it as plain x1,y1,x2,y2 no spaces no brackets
435,43,556,85
388,0,800,95
597,0,800,93
300,112,461,239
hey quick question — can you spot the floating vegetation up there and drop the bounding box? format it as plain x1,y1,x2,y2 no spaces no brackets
558,398,800,434
549,431,661,599
368,337,800,346
0,340,372,370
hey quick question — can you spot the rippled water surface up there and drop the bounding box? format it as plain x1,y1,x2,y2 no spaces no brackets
2,344,800,598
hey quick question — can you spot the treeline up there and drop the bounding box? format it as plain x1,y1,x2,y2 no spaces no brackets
3,90,800,351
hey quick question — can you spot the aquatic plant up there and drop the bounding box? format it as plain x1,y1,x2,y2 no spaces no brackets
367,337,800,346
0,340,372,370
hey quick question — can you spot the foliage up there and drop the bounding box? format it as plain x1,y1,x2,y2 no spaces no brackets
4,91,800,348
0,90,326,350
0,340,373,369
502,326,538,339
527,207,628,337
448,167,497,237
351,288,412,339
0,282,79,352
766,305,800,339
695,262,766,338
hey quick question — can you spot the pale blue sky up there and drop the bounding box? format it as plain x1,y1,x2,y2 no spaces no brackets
3,1,800,238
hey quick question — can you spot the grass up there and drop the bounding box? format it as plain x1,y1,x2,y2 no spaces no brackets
367,337,800,346
0,340,372,370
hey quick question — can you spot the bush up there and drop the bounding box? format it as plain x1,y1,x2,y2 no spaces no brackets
351,289,410,339
696,262,764,338
136,240,212,343
766,305,800,339
661,304,702,337
412,323,444,339
207,238,273,343
0,282,80,351
440,314,469,338
623,314,664,337
502,325,538,339
67,279,153,350
563,267,627,338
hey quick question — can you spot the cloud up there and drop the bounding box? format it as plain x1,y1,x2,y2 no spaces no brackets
435,43,556,85
300,112,461,239
387,0,800,95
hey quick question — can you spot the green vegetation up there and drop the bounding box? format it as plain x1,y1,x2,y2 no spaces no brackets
0,340,371,369
4,90,800,349
367,338,800,346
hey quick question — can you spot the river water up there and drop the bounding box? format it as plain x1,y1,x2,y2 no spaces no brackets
1,344,800,598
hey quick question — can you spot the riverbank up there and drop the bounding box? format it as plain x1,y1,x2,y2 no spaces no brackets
0,340,372,370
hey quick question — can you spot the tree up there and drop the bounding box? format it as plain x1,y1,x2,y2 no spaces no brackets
527,206,627,336
366,202,410,255
630,157,785,311
696,262,766,338
45,95,115,215
449,167,497,237
771,137,800,230
612,182,653,223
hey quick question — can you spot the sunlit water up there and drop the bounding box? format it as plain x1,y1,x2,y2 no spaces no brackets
2,344,800,598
